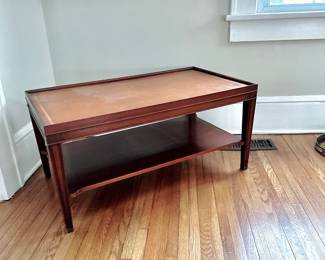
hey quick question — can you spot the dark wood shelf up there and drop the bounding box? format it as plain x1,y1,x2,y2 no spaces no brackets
62,116,241,195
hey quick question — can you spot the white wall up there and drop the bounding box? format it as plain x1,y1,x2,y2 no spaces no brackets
0,0,55,133
41,0,325,97
0,0,55,199
40,0,325,133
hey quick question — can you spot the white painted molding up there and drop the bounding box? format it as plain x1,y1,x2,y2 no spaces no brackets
14,122,33,143
199,95,325,134
0,81,8,201
0,83,6,107
226,11,325,21
14,122,41,184
0,80,23,186
257,95,325,103
24,160,41,182
227,0,325,42
0,168,9,201
227,17,325,42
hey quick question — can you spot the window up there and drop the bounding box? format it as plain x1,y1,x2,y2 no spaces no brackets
258,0,325,13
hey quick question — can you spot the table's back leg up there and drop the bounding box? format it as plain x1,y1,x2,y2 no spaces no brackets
48,144,74,232
187,113,197,144
30,114,51,178
240,98,256,170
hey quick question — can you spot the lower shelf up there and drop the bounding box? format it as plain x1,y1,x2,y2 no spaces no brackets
62,116,241,195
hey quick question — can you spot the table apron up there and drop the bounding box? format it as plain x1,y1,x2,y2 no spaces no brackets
45,91,257,145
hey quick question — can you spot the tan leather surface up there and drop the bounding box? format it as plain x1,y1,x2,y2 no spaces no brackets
29,70,245,125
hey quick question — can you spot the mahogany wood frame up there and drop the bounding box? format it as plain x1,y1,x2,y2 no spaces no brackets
26,67,257,232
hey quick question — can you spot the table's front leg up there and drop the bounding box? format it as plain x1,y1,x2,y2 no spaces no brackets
240,98,256,170
48,144,73,232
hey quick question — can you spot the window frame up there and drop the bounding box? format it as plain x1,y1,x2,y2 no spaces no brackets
226,0,325,42
257,0,325,13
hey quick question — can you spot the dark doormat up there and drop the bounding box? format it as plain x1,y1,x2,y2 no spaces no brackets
223,139,277,151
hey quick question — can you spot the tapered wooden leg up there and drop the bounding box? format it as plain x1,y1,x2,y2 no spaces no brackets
48,144,74,232
240,98,256,170
30,115,51,178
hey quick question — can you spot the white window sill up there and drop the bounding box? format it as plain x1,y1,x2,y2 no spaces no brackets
226,11,325,42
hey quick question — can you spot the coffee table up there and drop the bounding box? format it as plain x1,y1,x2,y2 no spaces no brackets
26,67,257,232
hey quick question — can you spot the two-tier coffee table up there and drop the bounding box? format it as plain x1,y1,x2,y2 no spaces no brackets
26,67,257,232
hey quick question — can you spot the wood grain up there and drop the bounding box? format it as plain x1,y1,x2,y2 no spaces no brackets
1,134,324,259
28,70,246,126
26,67,256,144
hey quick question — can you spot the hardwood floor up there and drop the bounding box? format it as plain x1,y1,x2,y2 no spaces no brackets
0,134,324,260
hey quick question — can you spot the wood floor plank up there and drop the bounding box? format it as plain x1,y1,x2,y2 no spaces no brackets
250,151,298,260
187,160,202,260
177,162,191,260
210,152,248,260
120,176,154,259
30,191,94,259
213,153,249,260
255,150,310,260
221,151,274,260
204,158,226,260
262,135,325,259
0,170,47,230
220,151,264,260
142,169,174,260
164,165,181,260
283,135,325,243
52,193,97,259
0,168,43,225
227,173,259,260
197,155,226,260
4,196,59,260
285,135,325,198
0,179,53,256
93,180,138,260
1,134,325,259
107,180,139,260
74,186,123,259
63,192,111,259
131,228,148,260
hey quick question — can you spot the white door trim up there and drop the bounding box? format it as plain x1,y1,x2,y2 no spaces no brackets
0,80,23,200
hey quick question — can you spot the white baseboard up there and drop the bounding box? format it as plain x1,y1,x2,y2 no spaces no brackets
14,122,33,143
23,160,41,182
14,123,41,184
199,95,325,134
0,168,9,201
